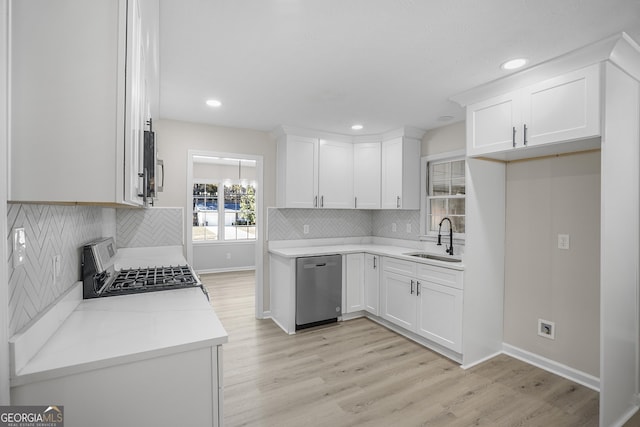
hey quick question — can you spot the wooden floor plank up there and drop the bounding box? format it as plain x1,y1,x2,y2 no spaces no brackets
203,271,599,427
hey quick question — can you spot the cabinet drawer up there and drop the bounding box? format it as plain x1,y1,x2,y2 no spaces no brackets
416,264,463,290
382,257,416,276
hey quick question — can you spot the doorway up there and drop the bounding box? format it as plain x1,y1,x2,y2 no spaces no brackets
187,150,264,318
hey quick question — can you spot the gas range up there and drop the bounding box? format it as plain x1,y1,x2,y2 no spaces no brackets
82,238,207,299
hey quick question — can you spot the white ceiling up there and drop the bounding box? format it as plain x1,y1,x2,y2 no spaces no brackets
159,0,640,136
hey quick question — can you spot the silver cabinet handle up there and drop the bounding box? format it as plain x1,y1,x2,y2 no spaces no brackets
512,126,516,148
396,196,401,208
410,280,415,294
314,196,318,208
354,197,357,209
417,281,421,296
321,195,324,208
373,256,377,269
524,124,528,146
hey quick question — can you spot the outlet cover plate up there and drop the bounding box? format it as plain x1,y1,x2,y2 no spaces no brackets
558,234,570,250
538,318,555,340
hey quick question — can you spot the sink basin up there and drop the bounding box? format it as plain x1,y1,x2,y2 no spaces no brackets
404,253,462,263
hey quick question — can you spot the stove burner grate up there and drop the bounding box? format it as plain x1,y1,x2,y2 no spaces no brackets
104,265,200,295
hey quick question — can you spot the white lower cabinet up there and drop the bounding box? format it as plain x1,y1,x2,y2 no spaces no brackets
364,254,380,315
381,257,463,354
416,281,463,353
345,253,365,313
11,345,223,427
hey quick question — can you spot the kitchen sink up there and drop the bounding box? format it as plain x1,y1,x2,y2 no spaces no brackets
404,253,462,263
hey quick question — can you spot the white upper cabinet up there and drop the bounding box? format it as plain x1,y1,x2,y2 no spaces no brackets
9,0,159,205
276,135,354,208
318,140,354,209
353,142,381,209
466,64,601,159
276,135,318,208
522,64,600,147
381,137,420,209
276,127,422,209
467,91,521,155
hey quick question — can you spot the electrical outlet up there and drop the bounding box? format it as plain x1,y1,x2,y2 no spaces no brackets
558,234,570,250
303,224,309,234
406,223,411,233
226,252,231,260
13,228,26,268
51,254,61,283
392,223,397,232
538,319,555,340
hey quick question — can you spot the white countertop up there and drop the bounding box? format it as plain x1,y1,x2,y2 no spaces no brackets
11,286,228,387
269,243,464,270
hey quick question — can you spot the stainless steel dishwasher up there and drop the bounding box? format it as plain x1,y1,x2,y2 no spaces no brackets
296,254,342,330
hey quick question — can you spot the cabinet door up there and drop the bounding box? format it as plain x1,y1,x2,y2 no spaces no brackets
381,138,404,209
522,64,600,147
416,281,463,353
381,271,416,331
318,140,354,208
381,138,420,209
279,136,318,208
466,90,521,156
345,253,365,313
354,142,381,209
124,0,145,205
364,254,380,315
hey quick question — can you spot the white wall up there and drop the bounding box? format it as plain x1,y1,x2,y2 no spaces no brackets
155,119,276,313
504,151,600,377
421,121,465,156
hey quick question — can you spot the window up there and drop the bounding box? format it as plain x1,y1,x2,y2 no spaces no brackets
427,158,465,235
192,183,219,241
191,157,257,242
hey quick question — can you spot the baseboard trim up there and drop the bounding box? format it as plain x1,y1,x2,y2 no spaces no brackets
460,351,503,370
196,266,256,275
502,343,600,392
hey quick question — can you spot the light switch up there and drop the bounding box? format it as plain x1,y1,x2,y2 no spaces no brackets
558,234,570,250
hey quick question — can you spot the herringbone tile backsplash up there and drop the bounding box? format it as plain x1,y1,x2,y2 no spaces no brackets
7,205,184,335
268,208,420,241
116,208,183,248
7,204,103,335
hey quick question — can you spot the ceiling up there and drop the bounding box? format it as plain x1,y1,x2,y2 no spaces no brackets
159,0,640,136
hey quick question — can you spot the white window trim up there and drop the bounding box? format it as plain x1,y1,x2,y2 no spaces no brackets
419,149,466,242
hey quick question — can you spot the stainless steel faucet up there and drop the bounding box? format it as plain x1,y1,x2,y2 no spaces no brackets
437,217,454,255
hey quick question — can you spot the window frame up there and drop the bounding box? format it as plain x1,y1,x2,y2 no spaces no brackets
419,150,466,241
191,179,257,244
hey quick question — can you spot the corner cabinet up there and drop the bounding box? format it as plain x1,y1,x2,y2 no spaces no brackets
9,0,159,205
276,135,354,209
466,64,600,158
381,137,420,209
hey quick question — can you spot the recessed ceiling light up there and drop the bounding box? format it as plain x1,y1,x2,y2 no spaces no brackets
206,99,222,107
351,124,363,130
438,115,454,122
501,58,528,70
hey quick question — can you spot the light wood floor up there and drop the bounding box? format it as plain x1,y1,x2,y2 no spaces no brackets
202,271,600,427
